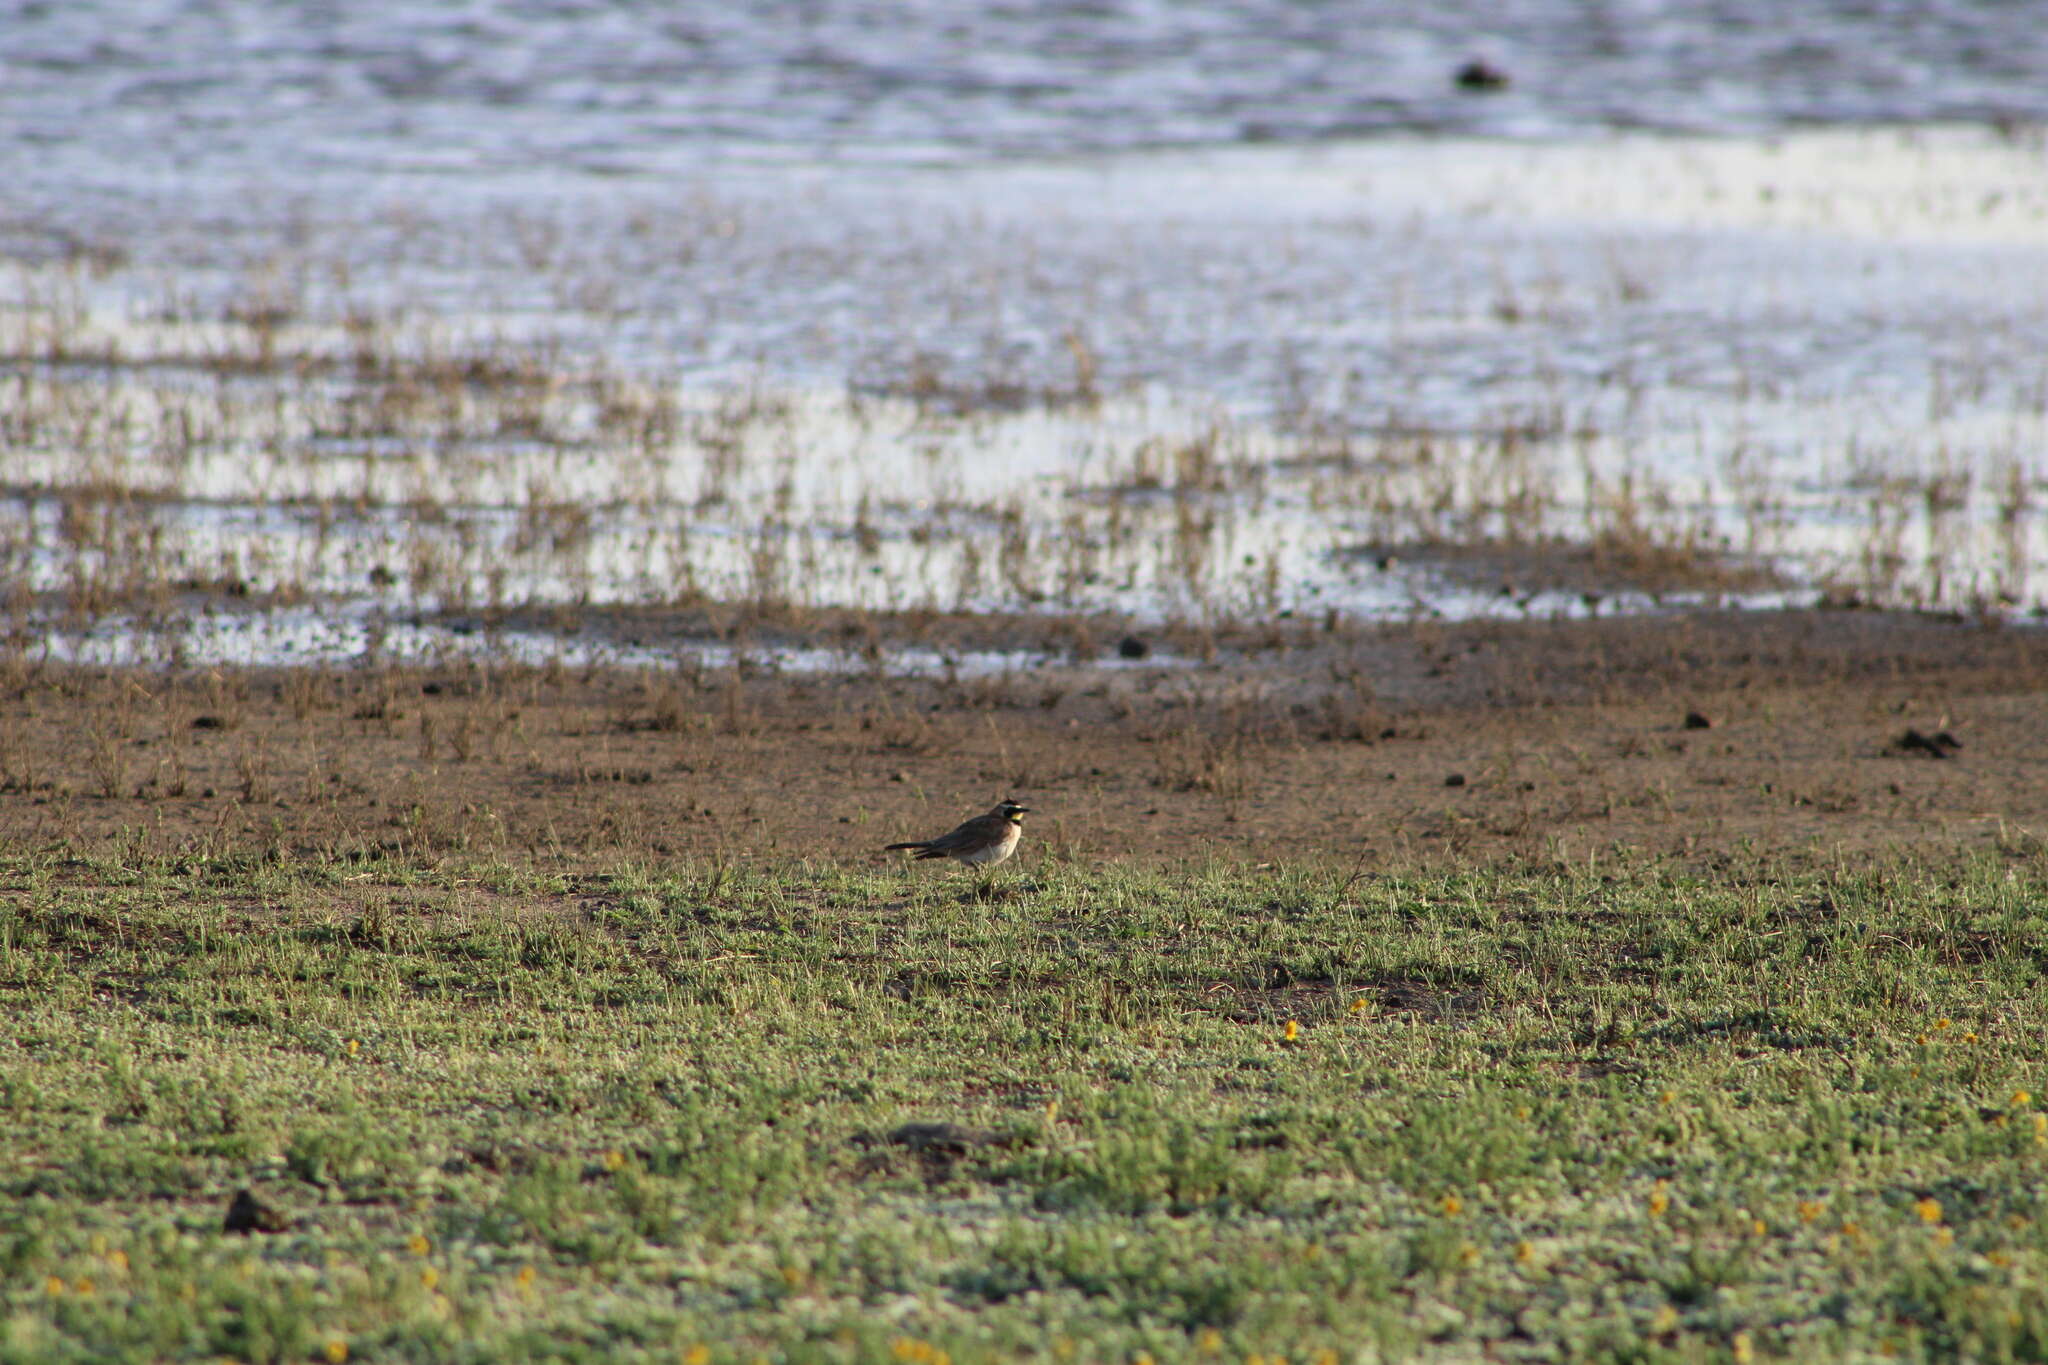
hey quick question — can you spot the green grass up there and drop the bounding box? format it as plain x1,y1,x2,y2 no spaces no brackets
4,842,2048,1362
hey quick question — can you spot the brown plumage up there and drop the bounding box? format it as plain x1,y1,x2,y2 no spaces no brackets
885,799,1029,867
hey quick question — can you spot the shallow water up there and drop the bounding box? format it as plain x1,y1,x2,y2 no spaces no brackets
10,0,2048,177
3,9,2045,666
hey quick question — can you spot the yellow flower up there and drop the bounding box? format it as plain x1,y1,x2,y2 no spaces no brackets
1989,1250,2013,1267
1514,1239,1536,1264
1732,1331,1754,1363
1310,1351,1339,1365
890,1339,922,1363
1797,1200,1823,1224
1964,1032,1980,1044
1648,1181,1671,1217
44,1276,65,1297
2014,1090,2033,1108
1659,1089,1676,1106
601,1149,626,1172
420,1266,439,1291
1457,1242,1479,1266
685,1346,711,1365
325,1339,349,1364
1840,1221,1862,1238
1283,1019,1300,1042
73,1277,94,1296
1513,1105,1531,1120
1650,1305,1679,1333
1916,1198,1943,1224
106,1249,128,1273
1197,1329,1224,1353
1349,997,1369,1014
346,1038,359,1056
407,1234,431,1257
1934,1226,1955,1247
1439,1194,1463,1216
516,1265,535,1289
1045,1099,1060,1122
1133,1354,1155,1365
1934,1017,1953,1030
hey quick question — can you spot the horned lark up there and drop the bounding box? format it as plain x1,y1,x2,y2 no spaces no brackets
885,799,1029,868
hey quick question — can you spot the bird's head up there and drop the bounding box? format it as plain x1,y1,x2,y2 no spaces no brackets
996,799,1030,823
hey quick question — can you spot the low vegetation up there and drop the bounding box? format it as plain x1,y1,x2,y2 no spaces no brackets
5,837,2047,1361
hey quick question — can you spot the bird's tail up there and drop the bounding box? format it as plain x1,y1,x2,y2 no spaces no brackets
884,841,930,852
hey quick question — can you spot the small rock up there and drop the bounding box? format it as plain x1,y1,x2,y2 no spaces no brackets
1117,635,1150,660
223,1188,292,1235
1444,773,1467,788
1683,710,1713,730
1897,728,1962,759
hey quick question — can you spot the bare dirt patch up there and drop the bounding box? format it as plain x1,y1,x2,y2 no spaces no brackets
1,608,2044,873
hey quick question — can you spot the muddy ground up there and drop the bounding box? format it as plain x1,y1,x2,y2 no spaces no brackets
2,607,2044,872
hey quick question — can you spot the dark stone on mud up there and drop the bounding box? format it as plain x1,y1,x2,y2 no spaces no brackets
1897,728,1962,758
1117,635,1150,660
1445,772,1467,787
1684,710,1714,729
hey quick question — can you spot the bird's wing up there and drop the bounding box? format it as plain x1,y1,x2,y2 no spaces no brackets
922,816,992,852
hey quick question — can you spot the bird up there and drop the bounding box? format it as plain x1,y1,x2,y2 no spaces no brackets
885,799,1030,868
